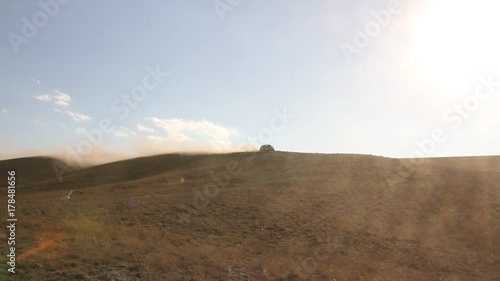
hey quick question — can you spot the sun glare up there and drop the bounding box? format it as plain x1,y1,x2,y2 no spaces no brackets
413,0,500,96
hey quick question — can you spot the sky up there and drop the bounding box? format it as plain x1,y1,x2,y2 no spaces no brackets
1,0,500,164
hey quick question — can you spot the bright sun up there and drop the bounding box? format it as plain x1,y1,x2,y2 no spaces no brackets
412,0,500,95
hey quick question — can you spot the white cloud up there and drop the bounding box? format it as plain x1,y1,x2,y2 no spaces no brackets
34,90,71,106
137,124,155,133
34,93,52,101
146,135,164,141
53,91,71,106
115,127,136,138
35,90,90,121
30,77,40,84
76,128,88,135
66,111,90,121
2,108,7,114
147,117,237,147
54,108,91,122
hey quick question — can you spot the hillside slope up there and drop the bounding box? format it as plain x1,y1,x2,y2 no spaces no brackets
0,152,499,280
0,156,68,185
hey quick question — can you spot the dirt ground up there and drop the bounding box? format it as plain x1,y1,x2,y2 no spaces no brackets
1,152,499,280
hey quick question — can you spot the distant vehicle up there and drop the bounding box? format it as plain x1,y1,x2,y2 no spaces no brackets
260,144,275,153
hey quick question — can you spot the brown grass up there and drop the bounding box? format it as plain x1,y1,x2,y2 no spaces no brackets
0,152,499,280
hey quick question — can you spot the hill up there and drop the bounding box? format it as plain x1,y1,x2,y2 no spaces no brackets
0,152,499,280
0,156,68,185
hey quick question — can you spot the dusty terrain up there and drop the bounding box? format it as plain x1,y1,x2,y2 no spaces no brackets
0,152,499,280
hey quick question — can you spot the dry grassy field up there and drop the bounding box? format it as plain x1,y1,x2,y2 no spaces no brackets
1,152,499,280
